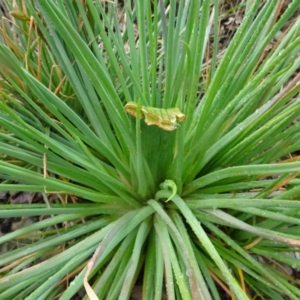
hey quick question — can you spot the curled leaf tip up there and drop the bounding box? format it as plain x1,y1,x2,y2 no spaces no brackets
124,102,185,131
160,179,177,202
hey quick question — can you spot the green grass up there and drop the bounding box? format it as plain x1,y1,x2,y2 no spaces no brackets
0,0,300,299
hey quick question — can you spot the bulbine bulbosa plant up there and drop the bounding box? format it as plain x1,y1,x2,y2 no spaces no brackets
0,0,300,299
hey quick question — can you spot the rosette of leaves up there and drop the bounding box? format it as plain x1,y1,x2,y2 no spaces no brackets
0,1,300,299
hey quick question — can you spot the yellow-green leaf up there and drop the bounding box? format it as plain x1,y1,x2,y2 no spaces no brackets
124,102,185,131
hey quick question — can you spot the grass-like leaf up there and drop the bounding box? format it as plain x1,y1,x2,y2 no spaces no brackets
0,0,300,299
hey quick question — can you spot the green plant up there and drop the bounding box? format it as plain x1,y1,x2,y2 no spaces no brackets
0,0,300,299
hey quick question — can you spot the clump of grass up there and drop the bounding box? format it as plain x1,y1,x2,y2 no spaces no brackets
0,1,300,299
